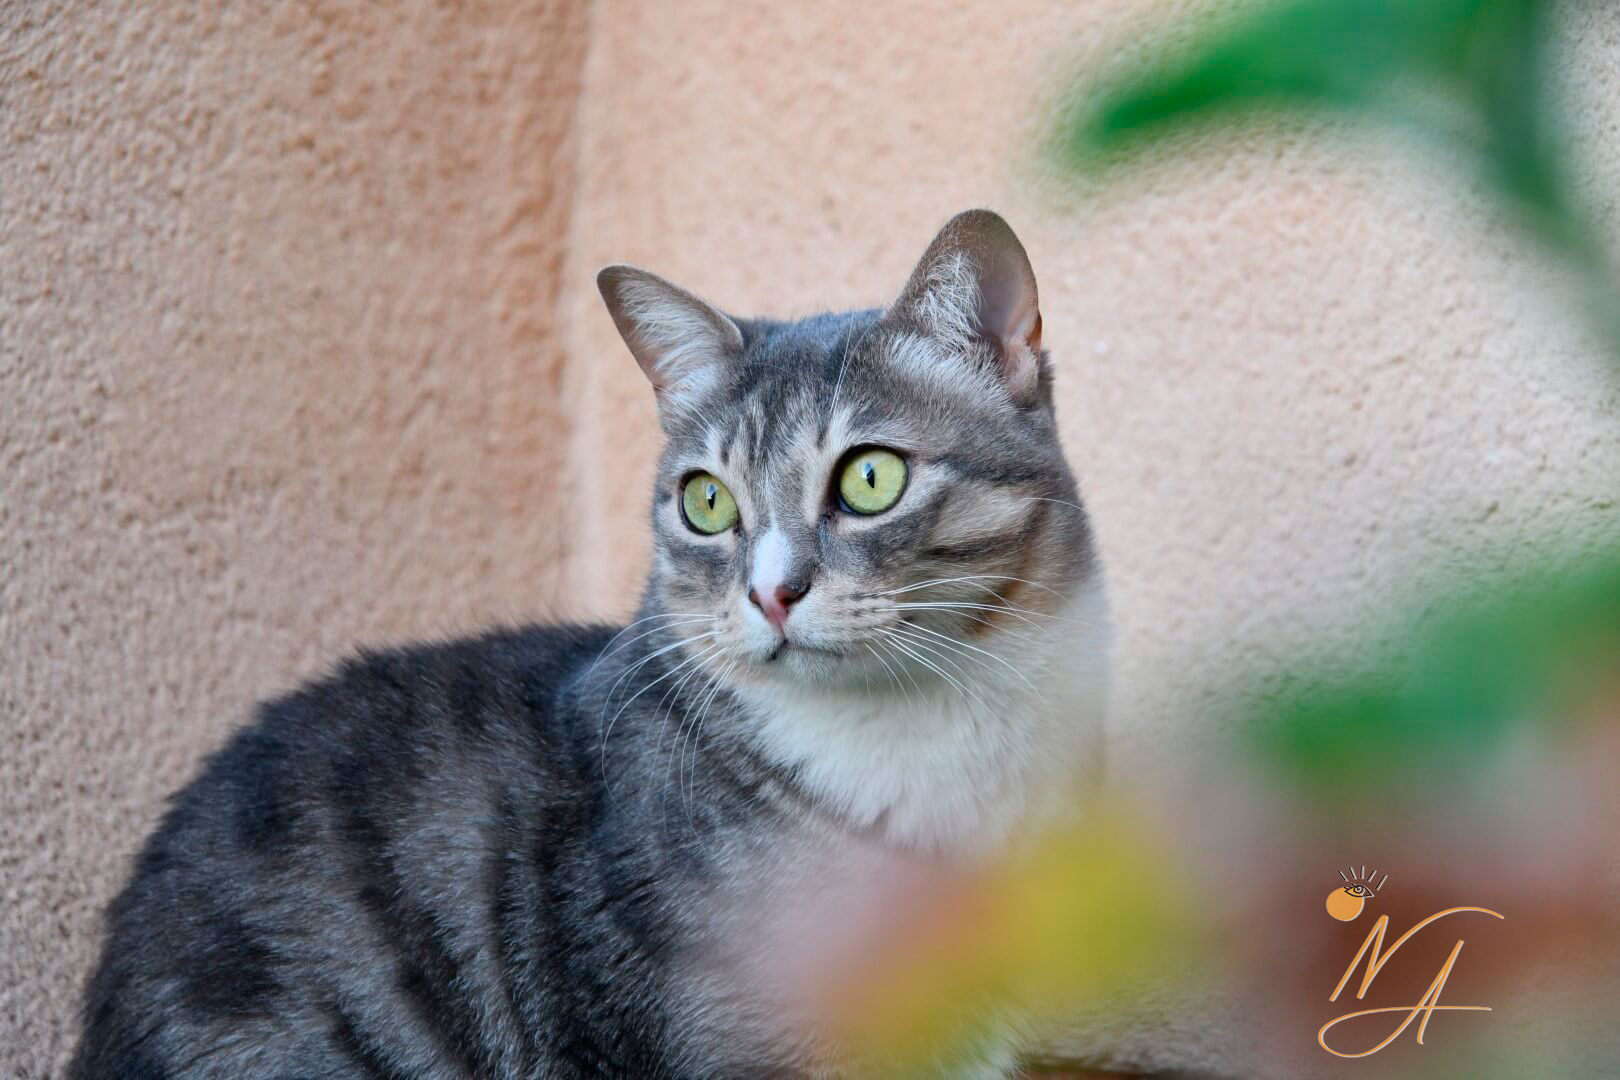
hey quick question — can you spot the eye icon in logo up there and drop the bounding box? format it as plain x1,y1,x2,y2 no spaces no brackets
1326,867,1388,921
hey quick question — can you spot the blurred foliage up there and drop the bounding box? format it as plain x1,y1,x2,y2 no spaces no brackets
1058,0,1620,349
1251,550,1620,792
833,813,1200,1076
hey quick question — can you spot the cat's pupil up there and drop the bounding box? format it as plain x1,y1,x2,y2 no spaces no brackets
705,483,717,509
862,462,876,488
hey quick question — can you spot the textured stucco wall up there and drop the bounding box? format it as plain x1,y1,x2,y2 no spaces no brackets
4,1,1620,1076
2,2,588,1070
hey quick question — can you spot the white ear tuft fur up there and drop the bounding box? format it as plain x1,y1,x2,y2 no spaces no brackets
597,265,743,405
888,210,1044,404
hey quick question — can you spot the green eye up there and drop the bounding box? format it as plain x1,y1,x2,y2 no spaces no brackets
837,448,907,515
680,472,739,534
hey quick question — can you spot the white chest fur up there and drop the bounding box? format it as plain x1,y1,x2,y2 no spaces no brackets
737,579,1111,853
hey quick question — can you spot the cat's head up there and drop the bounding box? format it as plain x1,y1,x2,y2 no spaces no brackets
598,210,1098,695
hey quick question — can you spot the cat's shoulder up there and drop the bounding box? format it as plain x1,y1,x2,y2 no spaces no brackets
169,621,621,838
267,619,618,730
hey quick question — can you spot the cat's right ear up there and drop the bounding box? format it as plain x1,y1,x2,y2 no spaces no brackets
597,265,743,405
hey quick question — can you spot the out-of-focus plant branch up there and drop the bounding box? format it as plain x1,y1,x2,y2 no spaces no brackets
1058,0,1620,354
1251,551,1620,792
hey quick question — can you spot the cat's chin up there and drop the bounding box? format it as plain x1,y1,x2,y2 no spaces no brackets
735,639,874,689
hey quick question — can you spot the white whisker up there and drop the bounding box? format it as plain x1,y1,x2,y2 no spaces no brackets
863,642,912,707
873,573,1067,601
1017,495,1085,513
878,629,988,712
888,626,986,703
882,601,1047,631
603,631,722,707
827,315,881,423
587,613,719,677
618,641,722,803
600,638,721,776
885,600,1101,630
875,637,927,701
661,655,732,838
683,657,738,827
893,619,1038,693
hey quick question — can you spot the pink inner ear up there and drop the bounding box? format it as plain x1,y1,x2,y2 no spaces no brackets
971,242,1041,355
1002,298,1040,353
985,277,1042,400
977,261,1041,391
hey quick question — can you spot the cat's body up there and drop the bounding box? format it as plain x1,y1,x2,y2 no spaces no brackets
75,211,1110,1079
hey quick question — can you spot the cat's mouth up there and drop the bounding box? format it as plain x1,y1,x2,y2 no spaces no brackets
767,638,845,662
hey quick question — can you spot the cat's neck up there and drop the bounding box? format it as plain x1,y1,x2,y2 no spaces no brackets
733,577,1111,855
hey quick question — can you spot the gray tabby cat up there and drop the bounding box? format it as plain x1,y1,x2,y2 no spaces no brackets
74,210,1110,1079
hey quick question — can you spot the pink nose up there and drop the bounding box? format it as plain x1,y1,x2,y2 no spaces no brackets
748,582,806,632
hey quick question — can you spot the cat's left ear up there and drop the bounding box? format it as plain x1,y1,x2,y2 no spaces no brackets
887,209,1045,405
597,265,744,405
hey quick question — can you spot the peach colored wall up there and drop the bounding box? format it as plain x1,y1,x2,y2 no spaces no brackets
4,1,1620,1076
3,2,588,1070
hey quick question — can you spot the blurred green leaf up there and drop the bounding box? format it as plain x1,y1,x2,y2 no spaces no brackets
1077,0,1499,126
1059,0,1619,347
1249,552,1620,790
